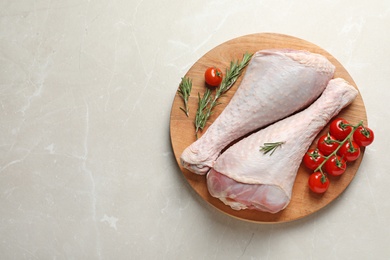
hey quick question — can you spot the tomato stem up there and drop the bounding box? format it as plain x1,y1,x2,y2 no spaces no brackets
360,126,371,138
309,149,321,159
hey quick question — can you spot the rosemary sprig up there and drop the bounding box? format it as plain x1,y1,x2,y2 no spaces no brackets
216,52,253,100
177,77,192,117
260,141,285,156
195,89,212,137
194,52,253,136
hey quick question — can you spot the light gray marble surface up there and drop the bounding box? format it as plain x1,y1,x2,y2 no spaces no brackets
1,0,389,259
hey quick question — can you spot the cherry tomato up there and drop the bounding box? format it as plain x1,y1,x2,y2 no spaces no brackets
338,140,361,162
308,172,330,194
353,126,374,147
303,149,325,170
317,134,339,156
204,67,223,87
324,155,347,176
329,118,352,141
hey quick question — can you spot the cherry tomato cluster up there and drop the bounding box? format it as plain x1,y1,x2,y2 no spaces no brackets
303,118,374,194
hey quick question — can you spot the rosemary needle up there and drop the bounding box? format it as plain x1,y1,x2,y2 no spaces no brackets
177,77,192,117
194,52,253,136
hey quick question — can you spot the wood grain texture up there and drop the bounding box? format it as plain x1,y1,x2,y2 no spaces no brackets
169,33,367,223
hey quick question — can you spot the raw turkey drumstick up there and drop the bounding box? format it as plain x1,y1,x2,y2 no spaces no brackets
181,49,335,175
207,78,358,214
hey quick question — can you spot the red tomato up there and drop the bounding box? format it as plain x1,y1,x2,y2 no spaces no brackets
353,126,374,147
303,149,325,170
338,140,361,162
329,118,352,141
308,172,330,194
324,155,347,176
317,134,339,156
204,67,223,87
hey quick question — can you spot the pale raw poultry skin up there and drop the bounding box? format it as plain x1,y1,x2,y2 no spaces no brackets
207,78,358,214
181,49,335,175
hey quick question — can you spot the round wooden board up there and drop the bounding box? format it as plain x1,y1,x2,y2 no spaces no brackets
169,33,367,223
